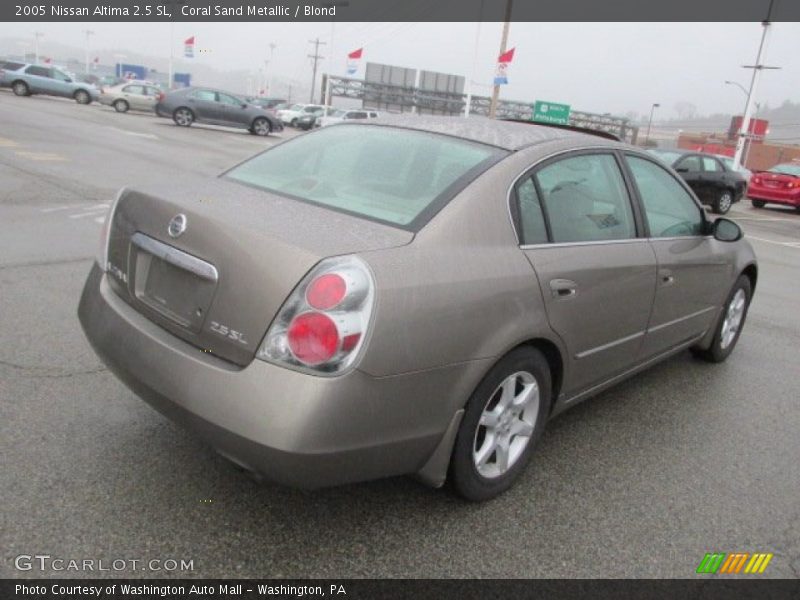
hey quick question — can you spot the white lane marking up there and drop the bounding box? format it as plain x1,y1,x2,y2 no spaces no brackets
746,235,800,248
15,151,68,161
734,216,798,222
69,210,109,219
40,203,107,213
106,126,159,140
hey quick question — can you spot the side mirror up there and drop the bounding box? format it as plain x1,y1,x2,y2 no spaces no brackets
712,218,743,242
241,103,248,109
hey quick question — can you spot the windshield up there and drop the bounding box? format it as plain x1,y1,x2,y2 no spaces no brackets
770,163,800,177
330,109,346,118
225,125,504,229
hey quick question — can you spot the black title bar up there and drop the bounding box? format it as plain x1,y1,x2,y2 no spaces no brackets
4,0,800,22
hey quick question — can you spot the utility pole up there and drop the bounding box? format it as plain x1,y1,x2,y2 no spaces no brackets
308,38,326,103
266,43,276,96
83,29,94,74
733,0,780,171
33,31,44,64
644,103,660,146
465,18,483,118
488,0,513,119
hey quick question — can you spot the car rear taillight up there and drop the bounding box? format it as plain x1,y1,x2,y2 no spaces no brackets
157,92,165,101
258,256,375,374
787,181,796,189
96,188,125,269
753,177,762,185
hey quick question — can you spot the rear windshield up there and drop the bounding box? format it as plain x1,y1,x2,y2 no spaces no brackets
224,124,505,229
770,163,800,176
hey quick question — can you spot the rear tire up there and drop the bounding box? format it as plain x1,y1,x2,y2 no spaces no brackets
691,275,752,363
449,347,551,502
74,89,91,105
113,99,129,113
173,107,194,127
712,189,733,214
12,81,29,96
290,118,298,127
751,199,766,208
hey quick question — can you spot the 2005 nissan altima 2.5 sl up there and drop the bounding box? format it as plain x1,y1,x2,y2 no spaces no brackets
79,117,757,501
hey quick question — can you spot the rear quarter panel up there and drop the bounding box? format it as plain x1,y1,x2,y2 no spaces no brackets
357,142,578,382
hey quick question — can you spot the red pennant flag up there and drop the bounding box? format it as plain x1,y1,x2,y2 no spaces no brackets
93,57,99,63
44,57,52,64
184,36,195,45
347,48,363,60
498,47,515,63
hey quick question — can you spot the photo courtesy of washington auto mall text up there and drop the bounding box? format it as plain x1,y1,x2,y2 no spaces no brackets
2,0,800,599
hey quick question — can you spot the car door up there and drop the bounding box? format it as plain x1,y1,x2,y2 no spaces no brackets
517,151,657,395
624,154,732,357
674,154,706,203
23,65,49,93
186,89,221,123
217,92,249,126
120,84,144,110
50,68,73,97
701,156,726,200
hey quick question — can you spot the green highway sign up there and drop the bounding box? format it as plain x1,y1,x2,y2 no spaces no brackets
532,100,571,125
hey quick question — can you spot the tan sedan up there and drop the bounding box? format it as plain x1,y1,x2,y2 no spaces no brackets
98,82,162,113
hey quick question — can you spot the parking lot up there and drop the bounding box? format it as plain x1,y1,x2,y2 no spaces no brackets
1,89,799,579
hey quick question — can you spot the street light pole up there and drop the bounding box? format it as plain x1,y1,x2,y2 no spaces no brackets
83,30,94,74
732,0,780,171
33,31,44,64
644,103,660,146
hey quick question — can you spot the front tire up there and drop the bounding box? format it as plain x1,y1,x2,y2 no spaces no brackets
290,118,298,127
691,275,752,363
751,199,766,208
449,347,551,501
173,107,194,127
12,81,29,96
74,90,91,105
250,117,271,136
712,189,733,214
113,99,129,113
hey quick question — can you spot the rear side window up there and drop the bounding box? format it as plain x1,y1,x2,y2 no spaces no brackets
702,157,722,172
225,125,504,229
1,61,25,71
626,156,704,238
534,154,636,243
515,178,548,245
190,89,216,102
675,155,702,172
122,85,144,95
25,66,49,77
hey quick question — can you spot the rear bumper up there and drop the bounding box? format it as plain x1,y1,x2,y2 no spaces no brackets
78,264,483,488
748,187,800,207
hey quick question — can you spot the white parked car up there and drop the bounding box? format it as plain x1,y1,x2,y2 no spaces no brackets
319,109,380,127
277,104,327,127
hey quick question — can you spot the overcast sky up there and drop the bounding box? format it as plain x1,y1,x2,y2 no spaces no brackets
2,21,798,118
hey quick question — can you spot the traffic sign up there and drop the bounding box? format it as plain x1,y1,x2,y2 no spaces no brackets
532,101,571,125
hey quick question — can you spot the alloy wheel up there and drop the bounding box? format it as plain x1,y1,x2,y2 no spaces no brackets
720,288,746,350
472,371,539,479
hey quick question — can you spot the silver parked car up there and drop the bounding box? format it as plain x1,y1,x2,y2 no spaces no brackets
99,82,163,113
0,62,99,104
155,87,283,136
79,117,757,500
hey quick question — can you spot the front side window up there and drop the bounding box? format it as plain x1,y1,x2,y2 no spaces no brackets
675,155,702,172
218,93,242,106
52,69,71,82
225,125,504,229
534,154,636,243
626,155,704,238
122,85,144,95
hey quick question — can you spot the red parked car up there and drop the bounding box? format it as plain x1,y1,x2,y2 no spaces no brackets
748,162,800,212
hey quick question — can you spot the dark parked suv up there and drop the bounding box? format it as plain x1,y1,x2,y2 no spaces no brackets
648,149,746,214
155,87,283,136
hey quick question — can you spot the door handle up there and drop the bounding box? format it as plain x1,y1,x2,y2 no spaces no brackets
659,269,674,286
549,279,578,298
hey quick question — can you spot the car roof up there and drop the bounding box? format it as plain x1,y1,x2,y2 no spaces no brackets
358,115,615,151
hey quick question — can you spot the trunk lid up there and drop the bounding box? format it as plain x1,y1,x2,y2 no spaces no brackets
106,176,412,366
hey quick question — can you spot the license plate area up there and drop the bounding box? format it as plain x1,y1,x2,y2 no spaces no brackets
130,233,217,332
